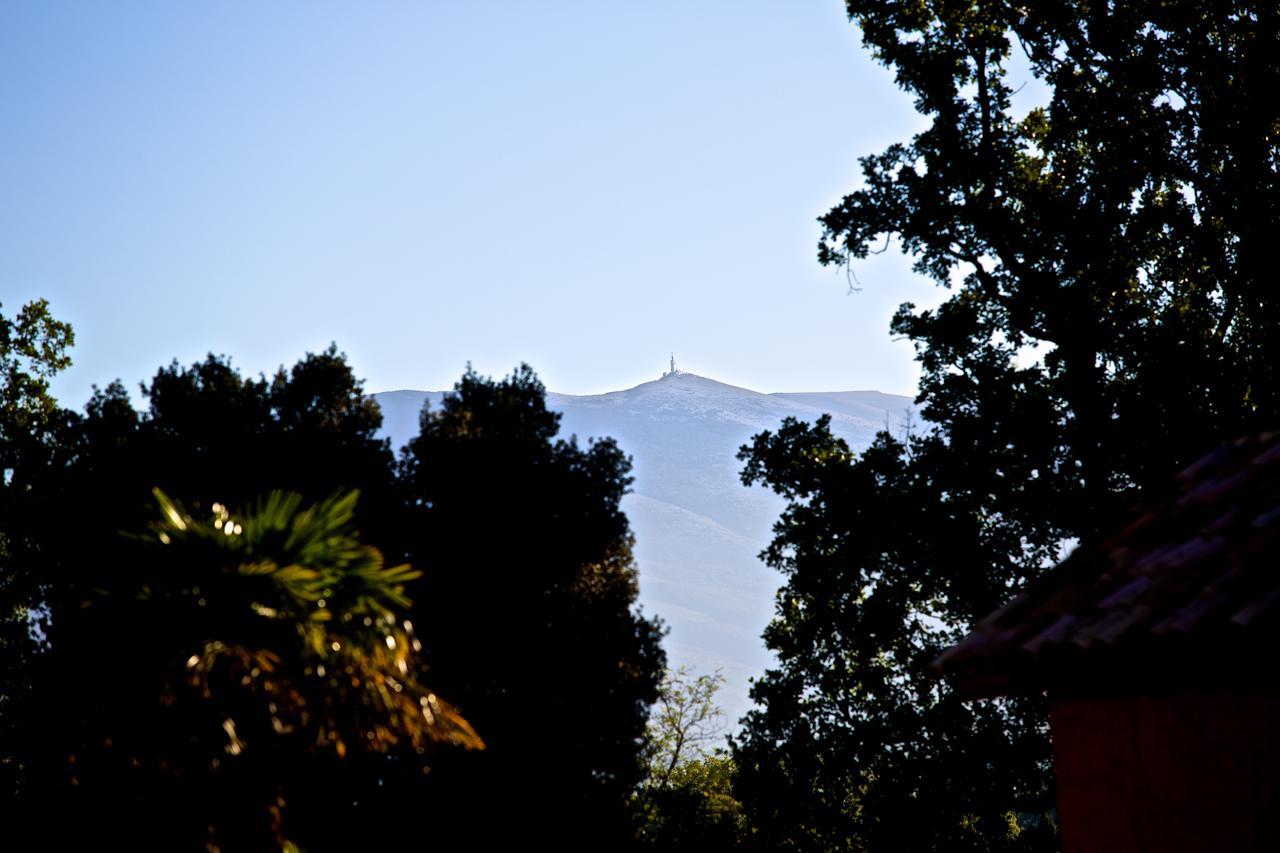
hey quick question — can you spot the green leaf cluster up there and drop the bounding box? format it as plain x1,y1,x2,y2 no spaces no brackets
0,299,73,450
637,667,749,851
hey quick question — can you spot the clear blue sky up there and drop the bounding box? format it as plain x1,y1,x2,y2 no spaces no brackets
2,1,949,406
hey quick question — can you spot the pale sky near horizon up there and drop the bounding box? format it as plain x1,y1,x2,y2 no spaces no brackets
2,1,964,408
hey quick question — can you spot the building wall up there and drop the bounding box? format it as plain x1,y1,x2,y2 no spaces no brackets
1051,690,1280,853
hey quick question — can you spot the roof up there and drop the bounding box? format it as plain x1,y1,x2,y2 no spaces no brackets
935,432,1280,697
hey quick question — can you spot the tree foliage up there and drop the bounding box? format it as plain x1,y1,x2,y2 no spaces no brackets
22,487,478,848
0,299,74,803
0,298,73,449
398,365,667,846
2,349,663,848
645,666,727,792
638,667,748,852
641,753,749,852
2,345,417,846
735,2,1279,850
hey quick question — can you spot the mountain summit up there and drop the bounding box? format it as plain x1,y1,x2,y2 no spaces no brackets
374,373,915,722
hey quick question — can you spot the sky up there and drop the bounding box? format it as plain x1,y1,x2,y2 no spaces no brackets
2,1,953,407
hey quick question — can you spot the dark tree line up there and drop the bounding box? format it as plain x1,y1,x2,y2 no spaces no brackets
733,2,1280,851
0,319,665,849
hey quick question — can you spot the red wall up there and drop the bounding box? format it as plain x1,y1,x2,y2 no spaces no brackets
1051,690,1280,852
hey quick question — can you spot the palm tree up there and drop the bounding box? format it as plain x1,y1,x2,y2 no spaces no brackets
30,488,481,849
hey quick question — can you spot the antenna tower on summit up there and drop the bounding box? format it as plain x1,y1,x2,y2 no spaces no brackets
670,353,676,375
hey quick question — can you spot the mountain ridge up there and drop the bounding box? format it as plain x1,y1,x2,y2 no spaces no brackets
373,372,916,723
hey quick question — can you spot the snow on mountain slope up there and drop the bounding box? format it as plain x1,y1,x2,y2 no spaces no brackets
373,372,916,723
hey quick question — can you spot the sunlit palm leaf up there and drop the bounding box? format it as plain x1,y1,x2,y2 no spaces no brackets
146,487,481,759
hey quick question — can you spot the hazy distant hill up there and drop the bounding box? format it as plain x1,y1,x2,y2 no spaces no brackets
374,372,916,723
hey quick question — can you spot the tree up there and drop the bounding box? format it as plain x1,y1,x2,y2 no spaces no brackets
2,345,424,846
399,365,666,846
0,299,74,803
3,351,667,847
735,2,1279,850
0,299,75,579
18,487,479,848
0,299,73,452
645,666,728,793
638,667,748,851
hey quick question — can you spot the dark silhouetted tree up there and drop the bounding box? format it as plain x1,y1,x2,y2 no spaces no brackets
0,299,75,804
5,350,668,849
23,487,479,848
399,365,666,847
735,2,1279,850
4,346,440,847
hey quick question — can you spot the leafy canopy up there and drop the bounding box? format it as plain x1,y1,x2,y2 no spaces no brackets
637,667,747,851
0,298,74,449
398,364,667,846
5,350,667,848
735,2,1279,851
0,299,74,806
145,487,481,760
3,346,435,849
38,487,478,848
644,666,728,792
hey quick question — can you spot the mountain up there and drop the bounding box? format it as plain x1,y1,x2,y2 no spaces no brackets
373,371,916,724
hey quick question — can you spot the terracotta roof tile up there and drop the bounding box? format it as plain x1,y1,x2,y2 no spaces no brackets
934,432,1280,696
